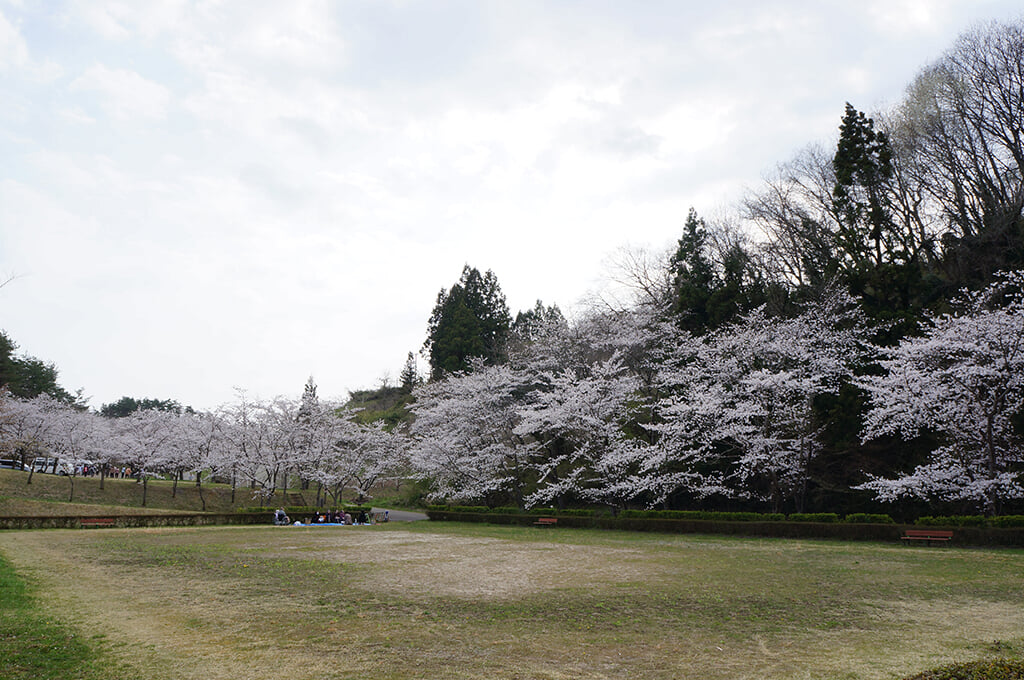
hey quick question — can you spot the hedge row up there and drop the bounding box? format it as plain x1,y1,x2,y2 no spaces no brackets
0,513,272,531
427,507,1024,527
428,507,894,523
917,515,1024,528
424,510,1024,546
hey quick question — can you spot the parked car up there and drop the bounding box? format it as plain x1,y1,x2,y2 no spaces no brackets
0,458,25,470
30,457,75,475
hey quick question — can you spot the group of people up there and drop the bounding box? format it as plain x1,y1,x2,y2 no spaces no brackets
274,508,382,526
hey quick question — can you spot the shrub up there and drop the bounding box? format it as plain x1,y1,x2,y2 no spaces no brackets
990,515,1024,528
617,510,786,522
903,659,1024,679
787,513,840,523
844,513,895,524
917,515,987,527
450,506,489,514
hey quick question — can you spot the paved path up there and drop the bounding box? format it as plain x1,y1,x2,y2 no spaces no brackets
372,508,428,522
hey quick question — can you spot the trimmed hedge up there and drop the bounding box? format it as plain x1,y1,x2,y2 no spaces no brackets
845,513,895,524
424,509,1024,547
0,512,272,530
788,513,840,523
917,515,1024,528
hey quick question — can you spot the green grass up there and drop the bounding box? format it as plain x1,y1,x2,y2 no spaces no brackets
0,553,126,679
2,522,1022,679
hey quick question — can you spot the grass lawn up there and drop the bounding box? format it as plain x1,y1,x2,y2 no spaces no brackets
0,522,1022,680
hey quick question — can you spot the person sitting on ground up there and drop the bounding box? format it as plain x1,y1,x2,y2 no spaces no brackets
273,508,289,526
357,509,369,524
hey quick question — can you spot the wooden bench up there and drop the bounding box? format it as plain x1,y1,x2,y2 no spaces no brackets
901,529,953,545
533,517,557,527
80,517,116,529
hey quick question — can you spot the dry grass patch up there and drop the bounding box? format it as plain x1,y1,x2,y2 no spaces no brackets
0,524,1022,680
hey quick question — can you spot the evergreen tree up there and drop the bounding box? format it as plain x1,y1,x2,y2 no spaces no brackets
399,352,420,392
297,376,318,423
511,300,566,342
832,103,896,268
0,331,72,401
99,396,183,418
425,265,512,379
669,208,717,332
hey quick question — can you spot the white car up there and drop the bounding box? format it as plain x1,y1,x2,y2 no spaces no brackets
31,457,75,475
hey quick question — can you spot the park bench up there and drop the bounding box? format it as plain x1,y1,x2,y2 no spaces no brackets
80,517,116,529
901,529,953,545
533,517,557,527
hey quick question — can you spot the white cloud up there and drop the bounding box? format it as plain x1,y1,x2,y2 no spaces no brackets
864,0,950,35
71,0,188,40
3,0,1023,409
69,64,171,120
0,8,27,69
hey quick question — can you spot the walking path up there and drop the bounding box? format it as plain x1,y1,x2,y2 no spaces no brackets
372,507,428,522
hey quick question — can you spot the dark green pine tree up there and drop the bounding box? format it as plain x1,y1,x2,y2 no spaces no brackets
99,396,183,417
0,330,73,401
832,102,895,269
669,208,717,333
425,265,512,379
833,103,928,343
399,352,420,392
511,300,565,342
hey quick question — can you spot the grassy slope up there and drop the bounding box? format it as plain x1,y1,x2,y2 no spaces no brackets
0,468,257,515
0,468,417,517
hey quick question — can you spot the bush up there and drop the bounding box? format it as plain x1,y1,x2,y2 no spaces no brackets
844,513,895,524
617,510,786,522
903,659,1024,679
491,506,521,514
917,515,987,527
787,513,840,523
990,515,1024,528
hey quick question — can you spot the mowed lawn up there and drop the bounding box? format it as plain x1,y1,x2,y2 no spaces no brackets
1,523,1022,680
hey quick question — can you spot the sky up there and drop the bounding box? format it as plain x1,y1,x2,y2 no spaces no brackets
1,0,1021,411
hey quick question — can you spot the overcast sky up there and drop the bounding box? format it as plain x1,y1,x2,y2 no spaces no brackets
1,1,1021,411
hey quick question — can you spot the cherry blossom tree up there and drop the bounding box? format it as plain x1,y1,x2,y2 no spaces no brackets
219,390,291,503
408,360,529,506
113,408,181,506
0,393,57,482
857,272,1024,514
652,288,865,511
44,403,106,501
516,353,643,509
327,418,406,504
171,410,226,510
